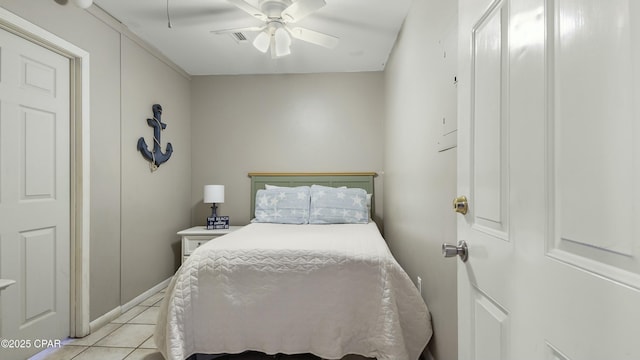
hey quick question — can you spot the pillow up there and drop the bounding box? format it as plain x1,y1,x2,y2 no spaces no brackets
253,186,311,224
309,185,369,224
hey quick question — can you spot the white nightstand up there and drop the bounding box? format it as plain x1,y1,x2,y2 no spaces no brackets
178,226,242,264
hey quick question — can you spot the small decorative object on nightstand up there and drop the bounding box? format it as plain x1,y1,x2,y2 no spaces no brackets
204,184,229,229
178,226,242,264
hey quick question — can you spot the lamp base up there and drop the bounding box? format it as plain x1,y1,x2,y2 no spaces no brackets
206,216,230,230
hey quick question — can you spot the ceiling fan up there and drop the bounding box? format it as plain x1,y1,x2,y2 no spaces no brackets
213,0,339,58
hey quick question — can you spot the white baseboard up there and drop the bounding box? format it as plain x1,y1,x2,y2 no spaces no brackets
89,306,121,333
122,277,171,313
88,277,171,335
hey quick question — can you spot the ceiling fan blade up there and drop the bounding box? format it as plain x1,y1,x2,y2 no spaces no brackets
288,27,339,49
282,0,326,23
227,0,268,21
211,25,266,34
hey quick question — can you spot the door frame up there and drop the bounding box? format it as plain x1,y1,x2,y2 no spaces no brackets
0,7,91,337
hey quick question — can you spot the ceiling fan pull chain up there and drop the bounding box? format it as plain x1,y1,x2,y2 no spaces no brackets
166,0,173,29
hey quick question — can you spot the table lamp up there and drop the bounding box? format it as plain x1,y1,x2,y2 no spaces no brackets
204,185,224,229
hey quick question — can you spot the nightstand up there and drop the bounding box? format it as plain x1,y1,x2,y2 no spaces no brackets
178,226,242,264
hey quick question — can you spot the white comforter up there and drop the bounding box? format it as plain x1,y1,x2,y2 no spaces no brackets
154,223,432,360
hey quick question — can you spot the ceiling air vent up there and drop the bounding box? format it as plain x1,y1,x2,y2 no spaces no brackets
230,32,248,43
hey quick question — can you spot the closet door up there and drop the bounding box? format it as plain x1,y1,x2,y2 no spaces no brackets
0,27,70,360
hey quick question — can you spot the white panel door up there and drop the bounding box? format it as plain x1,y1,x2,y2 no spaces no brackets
457,1,512,359
457,0,640,359
0,28,70,359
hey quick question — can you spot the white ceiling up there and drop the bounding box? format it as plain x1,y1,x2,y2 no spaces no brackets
92,0,412,75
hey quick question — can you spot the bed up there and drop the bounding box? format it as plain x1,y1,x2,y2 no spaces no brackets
154,173,432,360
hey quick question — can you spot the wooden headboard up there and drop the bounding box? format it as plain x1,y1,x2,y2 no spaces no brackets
248,172,377,219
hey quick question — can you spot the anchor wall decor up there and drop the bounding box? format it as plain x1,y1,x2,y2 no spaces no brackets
137,104,173,172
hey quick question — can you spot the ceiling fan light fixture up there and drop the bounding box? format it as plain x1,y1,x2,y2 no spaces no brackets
223,0,338,58
274,27,291,57
253,30,271,53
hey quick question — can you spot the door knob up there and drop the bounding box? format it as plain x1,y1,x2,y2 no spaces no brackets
453,195,468,215
442,241,469,262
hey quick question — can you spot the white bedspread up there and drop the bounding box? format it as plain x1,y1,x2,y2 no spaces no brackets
154,223,432,360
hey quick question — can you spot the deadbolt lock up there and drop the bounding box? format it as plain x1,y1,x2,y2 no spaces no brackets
453,195,468,215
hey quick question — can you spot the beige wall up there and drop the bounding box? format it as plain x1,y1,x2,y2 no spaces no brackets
384,0,458,359
120,36,192,303
190,73,385,226
0,1,192,320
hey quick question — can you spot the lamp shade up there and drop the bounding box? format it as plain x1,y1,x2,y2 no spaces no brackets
204,185,224,203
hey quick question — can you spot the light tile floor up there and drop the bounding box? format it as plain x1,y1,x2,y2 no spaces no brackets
30,289,167,360
30,288,368,360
